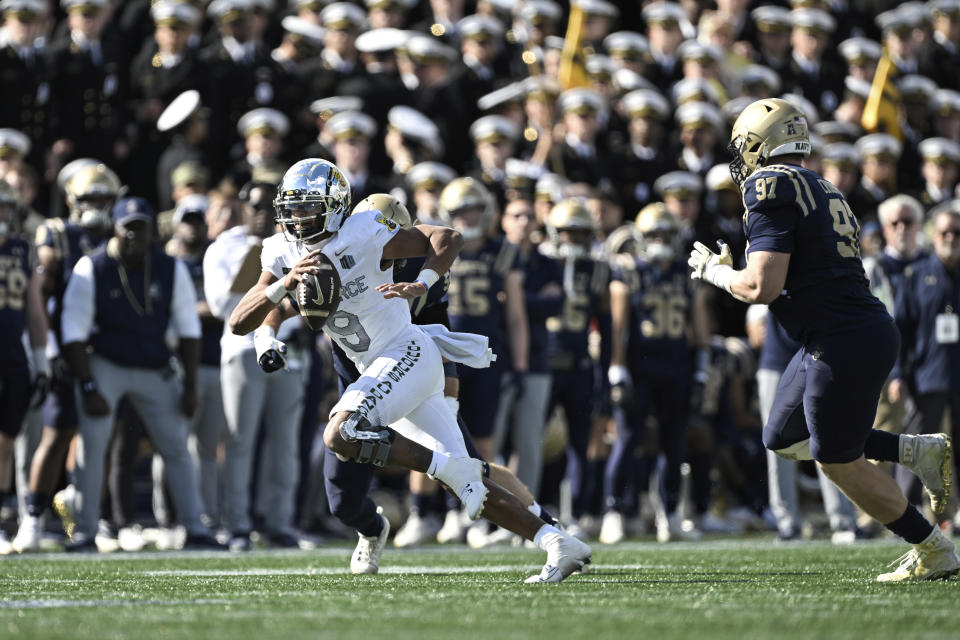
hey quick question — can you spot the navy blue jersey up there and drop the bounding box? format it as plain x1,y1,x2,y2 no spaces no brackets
743,164,889,342
519,247,564,373
615,255,693,377
447,237,520,351
757,311,801,373
0,237,33,372
35,220,103,347
546,256,609,372
892,252,960,394
179,249,223,367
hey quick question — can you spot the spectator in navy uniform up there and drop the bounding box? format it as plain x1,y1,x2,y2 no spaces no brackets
46,0,129,175
59,197,221,551
556,88,609,186
0,0,50,172
127,1,206,204
0,179,47,554
890,208,960,514
784,8,843,118
921,0,960,89
611,89,671,216
467,115,519,213
849,134,902,226
303,2,367,100
911,138,960,213
641,2,687,93
155,91,211,213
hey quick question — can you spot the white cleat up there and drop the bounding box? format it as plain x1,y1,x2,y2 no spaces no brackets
525,532,593,584
118,525,146,552
436,509,469,544
876,528,960,582
467,523,517,548
656,512,702,543
393,512,441,548
598,511,625,545
12,515,44,553
901,433,953,516
351,507,390,575
434,457,488,520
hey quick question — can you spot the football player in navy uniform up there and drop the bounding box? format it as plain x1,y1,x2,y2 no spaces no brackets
542,198,609,530
691,98,958,581
0,179,47,554
14,163,118,551
604,203,704,544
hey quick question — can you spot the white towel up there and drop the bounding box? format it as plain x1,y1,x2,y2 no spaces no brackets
417,324,497,369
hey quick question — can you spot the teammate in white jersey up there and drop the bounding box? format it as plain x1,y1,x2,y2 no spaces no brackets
229,159,591,583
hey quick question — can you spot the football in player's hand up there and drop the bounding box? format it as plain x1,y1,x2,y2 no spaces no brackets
296,253,341,331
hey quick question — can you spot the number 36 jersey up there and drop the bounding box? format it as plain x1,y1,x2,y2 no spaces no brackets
261,209,412,371
742,163,888,343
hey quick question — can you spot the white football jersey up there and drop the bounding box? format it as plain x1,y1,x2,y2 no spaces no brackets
261,209,413,370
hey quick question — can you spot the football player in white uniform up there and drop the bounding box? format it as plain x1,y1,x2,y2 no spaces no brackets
229,159,591,583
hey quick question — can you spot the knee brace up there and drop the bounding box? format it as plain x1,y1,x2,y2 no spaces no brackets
773,438,813,461
339,411,394,467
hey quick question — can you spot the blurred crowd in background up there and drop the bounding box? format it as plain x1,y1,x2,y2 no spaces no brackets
1,0,960,553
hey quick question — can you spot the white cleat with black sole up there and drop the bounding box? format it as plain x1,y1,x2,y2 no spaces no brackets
351,507,390,575
433,457,488,520
525,532,592,584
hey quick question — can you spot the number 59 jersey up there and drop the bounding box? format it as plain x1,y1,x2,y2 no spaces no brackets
261,209,413,371
742,163,889,343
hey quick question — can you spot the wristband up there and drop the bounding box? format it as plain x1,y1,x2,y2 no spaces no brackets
710,264,735,294
265,279,289,304
80,379,98,395
415,268,440,291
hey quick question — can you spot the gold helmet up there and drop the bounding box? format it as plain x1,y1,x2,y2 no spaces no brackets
65,163,122,230
547,198,595,258
437,177,494,241
0,178,19,239
353,193,413,228
728,98,811,187
604,224,640,257
635,202,681,262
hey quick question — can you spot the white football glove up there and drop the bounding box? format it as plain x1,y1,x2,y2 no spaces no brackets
253,326,288,373
688,240,734,292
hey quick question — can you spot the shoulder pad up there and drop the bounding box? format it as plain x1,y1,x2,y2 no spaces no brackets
743,166,806,214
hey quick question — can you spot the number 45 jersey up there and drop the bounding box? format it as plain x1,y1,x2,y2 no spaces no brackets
743,163,889,343
261,209,412,371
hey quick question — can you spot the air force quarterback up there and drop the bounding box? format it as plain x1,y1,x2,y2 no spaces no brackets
690,97,958,582
228,158,591,583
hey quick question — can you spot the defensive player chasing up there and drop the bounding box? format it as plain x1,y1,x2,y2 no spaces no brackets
229,159,591,583
691,98,958,582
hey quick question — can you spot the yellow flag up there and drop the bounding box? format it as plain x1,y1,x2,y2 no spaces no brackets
861,55,902,141
558,4,589,90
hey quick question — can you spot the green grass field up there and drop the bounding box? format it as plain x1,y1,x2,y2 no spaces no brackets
2,539,958,640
